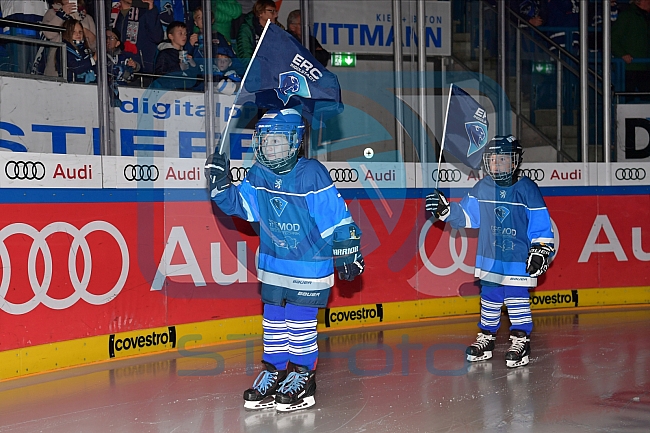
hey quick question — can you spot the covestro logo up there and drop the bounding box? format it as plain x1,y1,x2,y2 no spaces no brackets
109,326,177,358
530,290,578,309
324,304,384,328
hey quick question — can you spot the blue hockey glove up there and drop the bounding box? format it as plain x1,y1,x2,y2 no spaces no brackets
425,189,450,220
333,225,365,282
526,244,554,277
205,152,231,198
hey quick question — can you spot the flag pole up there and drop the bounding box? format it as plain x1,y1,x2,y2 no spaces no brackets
436,83,454,190
218,20,273,155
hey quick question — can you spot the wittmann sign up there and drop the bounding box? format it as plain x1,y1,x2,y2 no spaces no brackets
279,0,452,56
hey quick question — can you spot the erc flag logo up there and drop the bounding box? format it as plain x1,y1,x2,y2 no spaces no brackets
275,71,311,105
464,121,488,157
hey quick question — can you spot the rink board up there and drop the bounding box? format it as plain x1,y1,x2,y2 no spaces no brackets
1,155,650,379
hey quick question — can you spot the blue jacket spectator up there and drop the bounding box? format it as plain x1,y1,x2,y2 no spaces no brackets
110,0,164,74
62,19,96,83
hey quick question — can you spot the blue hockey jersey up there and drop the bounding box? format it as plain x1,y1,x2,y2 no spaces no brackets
213,158,354,291
445,176,554,287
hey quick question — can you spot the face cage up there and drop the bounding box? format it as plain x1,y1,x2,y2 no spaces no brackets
483,152,521,181
252,130,299,170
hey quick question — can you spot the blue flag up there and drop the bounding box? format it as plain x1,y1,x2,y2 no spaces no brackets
235,23,344,127
441,84,489,169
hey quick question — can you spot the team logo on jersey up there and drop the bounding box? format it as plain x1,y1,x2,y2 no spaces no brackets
270,197,288,217
276,71,311,105
464,122,488,157
273,236,298,250
494,239,515,251
274,178,282,189
494,206,510,223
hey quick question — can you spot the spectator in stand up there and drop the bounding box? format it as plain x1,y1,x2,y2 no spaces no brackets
286,9,329,66
154,21,197,89
110,0,164,75
542,0,579,53
62,18,97,83
214,47,242,94
187,5,244,76
612,0,650,94
187,0,242,39
237,0,283,68
107,27,140,85
514,0,545,27
41,0,96,77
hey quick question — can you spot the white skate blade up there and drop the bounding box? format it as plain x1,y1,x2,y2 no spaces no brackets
276,396,315,412
467,350,493,362
506,355,529,368
244,395,276,410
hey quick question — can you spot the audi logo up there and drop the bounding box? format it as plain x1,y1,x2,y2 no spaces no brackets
432,169,461,182
0,221,129,315
329,168,359,183
230,166,249,182
615,167,646,181
5,160,46,180
124,164,159,181
520,168,545,182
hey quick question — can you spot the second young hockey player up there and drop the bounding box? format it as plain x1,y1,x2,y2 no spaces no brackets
426,135,554,367
205,108,365,411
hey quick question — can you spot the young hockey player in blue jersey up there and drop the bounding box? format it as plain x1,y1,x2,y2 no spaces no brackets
426,135,554,368
205,108,365,411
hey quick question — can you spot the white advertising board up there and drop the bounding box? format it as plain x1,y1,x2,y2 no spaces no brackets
279,0,452,56
0,152,102,188
0,77,253,159
616,104,650,162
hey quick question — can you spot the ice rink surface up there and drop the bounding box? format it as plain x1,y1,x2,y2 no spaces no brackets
1,307,649,433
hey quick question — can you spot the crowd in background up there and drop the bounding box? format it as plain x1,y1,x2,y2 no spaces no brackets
0,0,329,96
2,1,649,95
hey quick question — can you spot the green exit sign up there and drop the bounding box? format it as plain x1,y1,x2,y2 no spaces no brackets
332,52,357,67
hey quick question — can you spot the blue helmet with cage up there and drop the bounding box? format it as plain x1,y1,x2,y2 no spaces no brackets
482,135,524,183
252,109,306,174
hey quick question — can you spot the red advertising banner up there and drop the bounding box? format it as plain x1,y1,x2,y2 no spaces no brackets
1,192,650,352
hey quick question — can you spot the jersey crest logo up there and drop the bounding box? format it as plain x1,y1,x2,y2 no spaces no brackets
276,71,311,105
274,178,282,189
270,197,288,217
464,122,488,157
494,206,510,223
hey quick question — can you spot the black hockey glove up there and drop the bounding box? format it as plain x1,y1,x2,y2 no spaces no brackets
205,152,231,198
526,244,554,277
333,230,365,282
425,189,450,220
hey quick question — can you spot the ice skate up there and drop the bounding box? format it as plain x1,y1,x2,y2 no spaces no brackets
505,330,530,368
243,361,287,410
466,330,496,362
275,364,316,412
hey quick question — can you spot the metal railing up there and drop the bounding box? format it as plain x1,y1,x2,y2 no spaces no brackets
0,17,66,79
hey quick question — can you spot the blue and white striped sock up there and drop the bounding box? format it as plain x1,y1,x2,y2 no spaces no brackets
286,303,319,370
262,304,289,370
505,296,533,335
